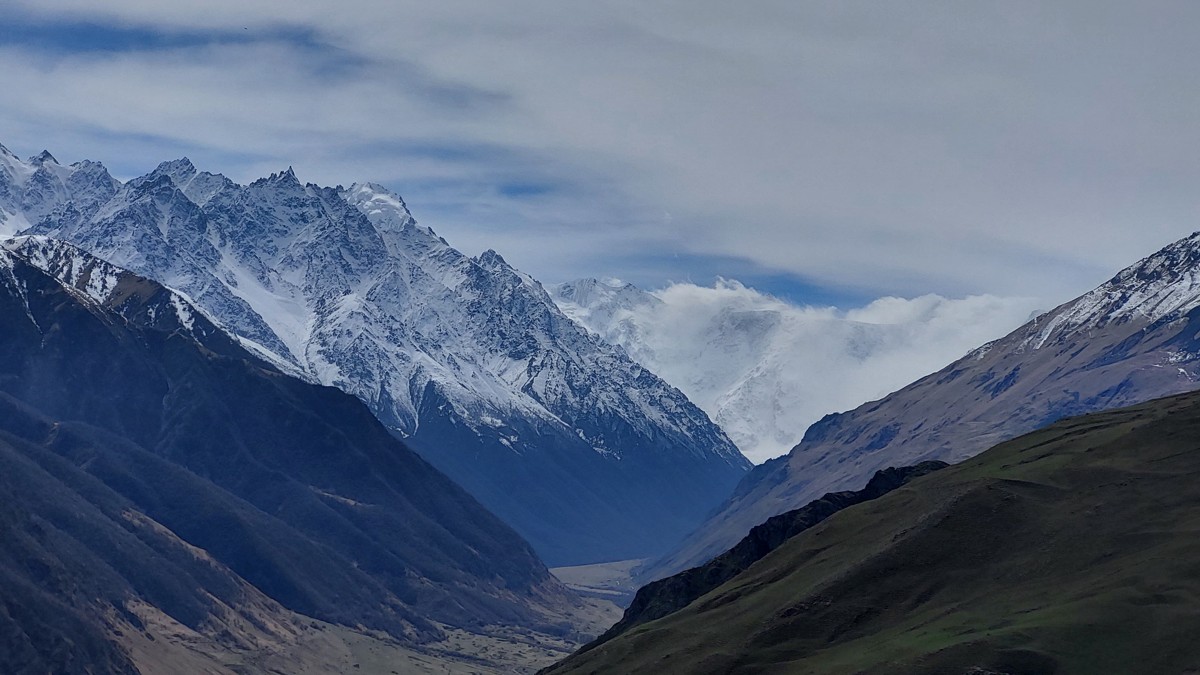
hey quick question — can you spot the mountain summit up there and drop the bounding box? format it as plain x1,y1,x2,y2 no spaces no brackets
1,145,751,565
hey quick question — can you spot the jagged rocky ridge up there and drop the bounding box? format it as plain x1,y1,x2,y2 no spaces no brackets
0,143,751,565
642,229,1200,581
0,237,581,671
554,460,947,668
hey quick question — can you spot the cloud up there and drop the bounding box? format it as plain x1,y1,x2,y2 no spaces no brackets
558,279,1040,463
1,2,1196,306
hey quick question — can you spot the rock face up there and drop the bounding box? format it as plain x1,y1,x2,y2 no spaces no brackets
1,144,750,565
547,390,1200,674
0,238,578,672
561,460,947,663
643,230,1200,581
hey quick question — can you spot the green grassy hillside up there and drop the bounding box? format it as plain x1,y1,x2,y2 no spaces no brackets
550,390,1200,674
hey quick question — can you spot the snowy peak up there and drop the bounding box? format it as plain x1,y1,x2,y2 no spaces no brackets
64,159,118,190
1023,231,1200,349
0,148,120,238
100,169,208,235
2,142,751,564
0,143,26,177
0,145,36,190
253,166,301,188
474,248,508,269
148,157,197,185
343,184,463,288
549,278,662,354
552,278,661,316
147,157,232,207
29,150,58,165
191,166,391,286
1,235,220,348
342,182,424,240
472,249,535,286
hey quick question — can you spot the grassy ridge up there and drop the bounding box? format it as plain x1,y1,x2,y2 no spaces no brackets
552,390,1200,674
560,461,947,665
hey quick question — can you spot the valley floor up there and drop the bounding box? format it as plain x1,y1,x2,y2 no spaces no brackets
550,558,647,606
120,602,623,675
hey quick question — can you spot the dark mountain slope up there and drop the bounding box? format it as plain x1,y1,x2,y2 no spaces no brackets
0,239,576,653
549,390,1200,674
0,429,141,675
647,230,1200,581
0,397,317,675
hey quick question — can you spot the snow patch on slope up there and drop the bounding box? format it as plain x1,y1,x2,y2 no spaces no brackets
1024,232,1200,350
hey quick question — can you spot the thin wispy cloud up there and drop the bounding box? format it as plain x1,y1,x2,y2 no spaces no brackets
1,1,1196,305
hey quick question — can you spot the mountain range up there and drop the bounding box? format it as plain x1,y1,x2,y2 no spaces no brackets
0,142,750,566
642,228,1200,581
9,137,1200,673
0,236,599,673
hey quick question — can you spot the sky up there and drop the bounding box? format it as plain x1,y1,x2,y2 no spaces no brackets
1,1,1197,308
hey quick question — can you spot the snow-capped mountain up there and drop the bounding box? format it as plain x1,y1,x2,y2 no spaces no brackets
642,230,1200,580
0,144,118,237
0,236,590,672
2,234,218,341
551,278,1038,463
1,144,750,565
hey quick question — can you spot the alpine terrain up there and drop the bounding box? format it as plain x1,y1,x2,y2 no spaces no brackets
0,236,609,673
0,142,751,566
546,390,1200,674
644,230,1200,580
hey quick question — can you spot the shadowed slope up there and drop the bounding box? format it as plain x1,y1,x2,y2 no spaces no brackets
0,398,318,675
0,240,578,666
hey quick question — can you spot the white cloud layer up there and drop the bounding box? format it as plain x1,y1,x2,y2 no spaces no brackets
1,1,1197,304
555,279,1041,463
